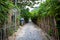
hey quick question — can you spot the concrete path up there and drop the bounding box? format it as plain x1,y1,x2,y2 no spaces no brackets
14,22,49,40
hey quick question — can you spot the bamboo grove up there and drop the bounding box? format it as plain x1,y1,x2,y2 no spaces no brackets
0,0,60,40
30,0,60,39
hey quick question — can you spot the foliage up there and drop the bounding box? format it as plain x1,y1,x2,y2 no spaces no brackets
30,8,39,24
8,27,14,36
0,0,14,27
29,0,60,37
48,29,53,36
37,0,60,37
37,0,60,17
20,8,31,23
17,0,39,8
17,0,41,23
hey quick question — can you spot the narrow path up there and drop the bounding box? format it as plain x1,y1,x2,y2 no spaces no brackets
15,22,49,40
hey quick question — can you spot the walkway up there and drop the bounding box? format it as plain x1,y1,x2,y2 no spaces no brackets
8,22,51,40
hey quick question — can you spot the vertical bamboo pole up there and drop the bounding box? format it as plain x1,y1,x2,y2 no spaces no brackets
15,0,17,32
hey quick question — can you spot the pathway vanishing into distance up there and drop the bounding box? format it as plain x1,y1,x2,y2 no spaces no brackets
14,22,50,40
8,22,52,40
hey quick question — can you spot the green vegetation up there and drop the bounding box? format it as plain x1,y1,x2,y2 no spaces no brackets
0,0,14,27
0,0,60,39
18,0,60,37
38,0,60,37
20,8,30,23
0,0,18,37
48,29,53,36
30,0,60,39
8,27,15,36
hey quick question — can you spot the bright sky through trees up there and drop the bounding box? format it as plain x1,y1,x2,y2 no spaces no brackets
26,0,46,12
